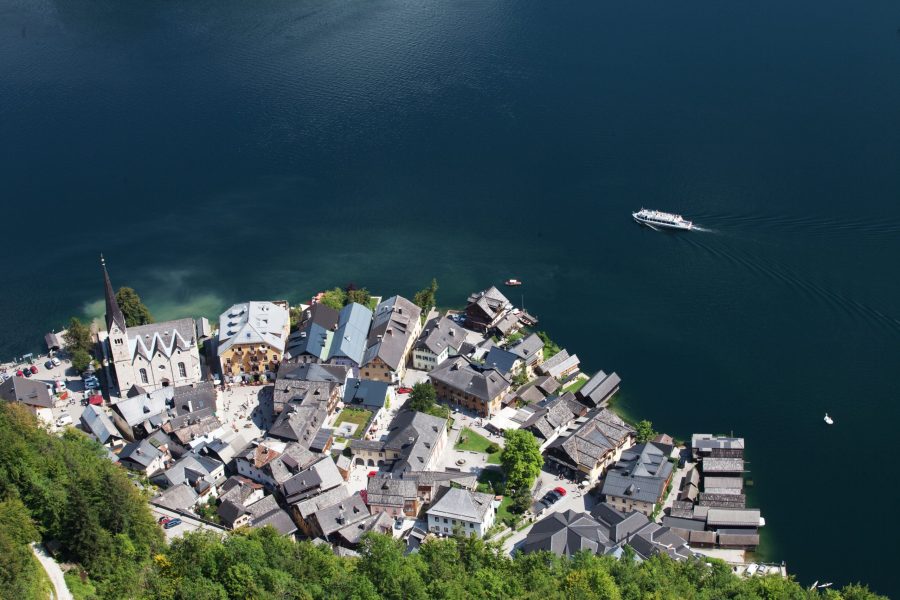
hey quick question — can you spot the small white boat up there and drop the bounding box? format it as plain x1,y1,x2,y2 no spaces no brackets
632,208,693,231
504,279,523,286
824,413,834,425
819,583,833,589
809,581,819,591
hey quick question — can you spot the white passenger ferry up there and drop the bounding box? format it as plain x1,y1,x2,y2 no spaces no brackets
632,208,693,231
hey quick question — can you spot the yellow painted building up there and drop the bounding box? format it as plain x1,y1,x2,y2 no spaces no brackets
218,301,290,379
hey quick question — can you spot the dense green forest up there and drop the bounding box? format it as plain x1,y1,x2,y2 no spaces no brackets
0,404,888,600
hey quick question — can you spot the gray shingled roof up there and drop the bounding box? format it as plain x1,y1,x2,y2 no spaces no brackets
284,304,340,361
245,495,297,536
547,408,635,471
0,377,54,409
483,347,520,377
576,371,621,407
521,509,614,557
416,316,466,355
429,357,511,403
315,493,370,537
363,296,421,371
601,443,673,505
79,405,120,444
343,379,390,410
152,483,198,511
509,333,544,363
427,487,494,522
217,301,289,355
128,318,197,361
327,303,372,365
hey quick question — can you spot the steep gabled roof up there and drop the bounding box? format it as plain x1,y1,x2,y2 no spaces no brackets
218,301,289,355
101,256,127,332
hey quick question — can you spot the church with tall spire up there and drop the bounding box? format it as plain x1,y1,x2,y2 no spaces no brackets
102,257,202,395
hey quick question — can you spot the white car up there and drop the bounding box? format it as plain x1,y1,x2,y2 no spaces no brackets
56,414,73,427
51,357,62,366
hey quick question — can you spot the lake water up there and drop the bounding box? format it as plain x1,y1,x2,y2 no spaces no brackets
2,0,899,593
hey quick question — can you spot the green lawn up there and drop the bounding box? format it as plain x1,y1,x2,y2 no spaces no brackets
334,408,373,439
496,496,517,526
563,377,588,394
455,427,501,464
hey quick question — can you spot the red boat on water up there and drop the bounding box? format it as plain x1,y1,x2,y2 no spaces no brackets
504,279,522,286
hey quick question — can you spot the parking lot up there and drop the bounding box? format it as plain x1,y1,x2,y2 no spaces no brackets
1,352,102,430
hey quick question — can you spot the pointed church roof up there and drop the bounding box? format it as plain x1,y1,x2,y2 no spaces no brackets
102,255,127,332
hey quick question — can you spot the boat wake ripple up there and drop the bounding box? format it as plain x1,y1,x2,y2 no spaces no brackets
678,235,900,336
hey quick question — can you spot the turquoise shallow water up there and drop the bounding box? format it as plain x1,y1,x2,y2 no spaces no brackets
2,0,900,593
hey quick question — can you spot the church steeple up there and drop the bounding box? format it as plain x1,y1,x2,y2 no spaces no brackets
101,255,127,332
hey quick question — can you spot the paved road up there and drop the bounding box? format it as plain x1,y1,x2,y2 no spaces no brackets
31,543,73,600
149,504,227,542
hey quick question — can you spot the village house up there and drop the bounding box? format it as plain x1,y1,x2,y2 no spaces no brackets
411,315,466,371
514,375,561,406
482,346,522,379
522,503,690,561
365,471,478,518
79,404,124,446
217,300,290,380
545,408,635,483
601,442,674,517
290,485,352,537
464,286,513,332
426,487,497,538
235,440,318,490
324,303,373,377
360,296,422,383
508,333,544,374
101,259,202,394
117,438,166,476
429,356,511,417
342,378,393,439
283,303,340,364
216,476,265,529
151,451,225,496
273,362,348,414
282,456,344,505
520,392,587,450
348,410,447,472
151,483,199,512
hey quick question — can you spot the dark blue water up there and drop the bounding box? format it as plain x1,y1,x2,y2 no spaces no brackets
3,0,900,593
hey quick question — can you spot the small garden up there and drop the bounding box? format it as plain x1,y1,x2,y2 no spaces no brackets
455,427,501,464
334,408,373,439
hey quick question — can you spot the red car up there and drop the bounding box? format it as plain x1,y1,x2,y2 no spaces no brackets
397,387,413,394
554,486,567,496
368,471,378,478
88,394,103,406
15,370,23,377
158,516,171,525
29,365,38,374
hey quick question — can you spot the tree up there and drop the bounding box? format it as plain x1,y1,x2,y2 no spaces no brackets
64,317,93,355
407,382,437,413
346,287,371,307
511,364,529,388
500,430,543,493
635,420,657,444
413,279,439,313
319,287,347,310
115,287,154,327
71,349,92,373
536,331,561,360
510,486,532,514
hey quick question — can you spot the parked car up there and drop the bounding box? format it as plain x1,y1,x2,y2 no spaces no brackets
45,360,54,369
164,518,182,529
56,414,73,427
29,365,38,374
16,370,24,377
22,369,32,378
397,387,413,394
88,395,103,406
51,356,62,366
84,378,100,389
554,486,567,496
158,516,171,525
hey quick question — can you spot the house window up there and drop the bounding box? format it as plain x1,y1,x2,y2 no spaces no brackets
139,368,148,384
178,362,187,378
